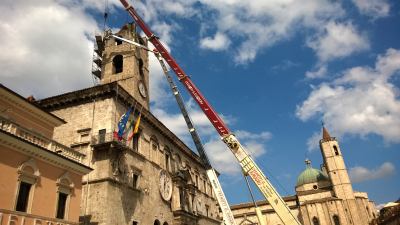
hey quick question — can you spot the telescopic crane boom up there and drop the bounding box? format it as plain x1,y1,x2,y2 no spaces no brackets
117,1,302,225
154,52,237,225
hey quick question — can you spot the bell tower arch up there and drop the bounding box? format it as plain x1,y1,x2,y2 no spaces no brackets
100,23,150,109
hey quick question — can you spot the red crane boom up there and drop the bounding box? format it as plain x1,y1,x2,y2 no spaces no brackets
119,0,229,137
118,1,302,225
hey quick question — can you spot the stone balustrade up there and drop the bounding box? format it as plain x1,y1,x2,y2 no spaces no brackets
0,116,85,163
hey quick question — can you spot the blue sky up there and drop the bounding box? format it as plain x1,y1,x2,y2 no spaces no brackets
1,0,399,207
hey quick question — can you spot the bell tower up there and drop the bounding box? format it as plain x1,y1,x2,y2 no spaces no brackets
94,23,150,109
319,126,354,199
319,126,363,225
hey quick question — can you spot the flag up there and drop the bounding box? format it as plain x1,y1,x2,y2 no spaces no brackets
128,113,141,142
114,107,132,140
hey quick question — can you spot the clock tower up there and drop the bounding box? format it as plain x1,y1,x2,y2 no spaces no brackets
98,23,150,109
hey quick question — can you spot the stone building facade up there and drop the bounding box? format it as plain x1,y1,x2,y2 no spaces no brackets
0,84,91,225
37,24,221,225
230,127,376,225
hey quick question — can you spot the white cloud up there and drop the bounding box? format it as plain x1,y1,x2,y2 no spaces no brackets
130,0,345,64
352,0,390,18
0,0,100,98
297,48,400,144
152,101,216,141
306,132,321,152
306,65,328,79
152,94,271,176
307,21,369,62
349,162,395,183
200,32,231,51
204,130,271,175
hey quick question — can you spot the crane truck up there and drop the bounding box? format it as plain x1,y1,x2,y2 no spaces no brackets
116,1,302,225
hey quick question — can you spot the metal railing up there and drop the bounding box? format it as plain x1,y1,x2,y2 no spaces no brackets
91,131,138,151
0,116,85,163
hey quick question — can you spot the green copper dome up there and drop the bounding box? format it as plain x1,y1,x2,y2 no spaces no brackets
296,159,329,187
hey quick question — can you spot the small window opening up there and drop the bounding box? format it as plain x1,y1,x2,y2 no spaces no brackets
138,37,145,45
333,145,339,155
132,174,139,189
138,59,144,77
115,36,123,45
113,55,123,74
165,154,170,172
16,182,32,212
154,220,160,225
312,217,319,225
56,192,68,219
131,129,141,151
313,185,318,190
98,129,106,143
333,215,340,225
132,221,138,225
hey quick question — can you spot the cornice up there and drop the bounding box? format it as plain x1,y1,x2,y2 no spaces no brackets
37,82,207,169
0,84,65,126
0,130,92,174
230,195,298,209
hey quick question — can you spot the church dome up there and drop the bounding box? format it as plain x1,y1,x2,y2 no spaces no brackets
296,159,329,187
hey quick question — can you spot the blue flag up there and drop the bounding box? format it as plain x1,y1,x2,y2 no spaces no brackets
116,107,132,138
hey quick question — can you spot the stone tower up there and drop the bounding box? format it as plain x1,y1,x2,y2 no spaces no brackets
319,126,362,225
100,23,150,109
38,24,221,225
319,126,353,199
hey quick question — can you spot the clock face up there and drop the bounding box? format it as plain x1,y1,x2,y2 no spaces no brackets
138,81,147,98
159,170,172,201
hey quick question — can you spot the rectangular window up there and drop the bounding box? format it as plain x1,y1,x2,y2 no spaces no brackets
132,129,141,151
56,192,68,219
132,174,139,189
98,129,106,143
16,182,32,212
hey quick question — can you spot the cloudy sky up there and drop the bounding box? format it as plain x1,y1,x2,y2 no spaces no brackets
1,0,399,206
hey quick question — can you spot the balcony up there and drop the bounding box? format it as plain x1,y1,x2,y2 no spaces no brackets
0,116,85,163
91,131,140,153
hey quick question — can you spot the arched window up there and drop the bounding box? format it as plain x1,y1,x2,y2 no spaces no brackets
333,145,339,155
312,217,319,225
163,222,168,225
150,136,159,164
164,146,171,172
154,219,160,225
173,154,181,173
113,55,123,74
15,158,40,213
138,59,144,77
333,215,340,225
56,172,74,220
